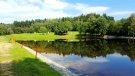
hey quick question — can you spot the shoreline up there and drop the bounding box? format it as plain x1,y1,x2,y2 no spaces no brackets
107,35,135,39
23,46,77,76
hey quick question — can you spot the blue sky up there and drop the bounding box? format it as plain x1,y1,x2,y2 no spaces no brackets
0,0,135,23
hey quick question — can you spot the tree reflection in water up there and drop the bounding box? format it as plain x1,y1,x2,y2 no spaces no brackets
18,39,135,61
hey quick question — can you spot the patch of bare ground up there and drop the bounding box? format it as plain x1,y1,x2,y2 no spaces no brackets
0,42,13,76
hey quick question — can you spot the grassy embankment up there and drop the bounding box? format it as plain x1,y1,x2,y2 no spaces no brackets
0,31,78,76
0,31,108,76
0,36,62,76
6,31,79,41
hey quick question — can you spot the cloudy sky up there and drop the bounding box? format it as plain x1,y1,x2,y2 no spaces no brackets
0,0,135,23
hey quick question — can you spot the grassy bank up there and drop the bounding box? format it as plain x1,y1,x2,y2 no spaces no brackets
6,31,79,41
10,43,61,76
5,31,109,42
0,36,62,76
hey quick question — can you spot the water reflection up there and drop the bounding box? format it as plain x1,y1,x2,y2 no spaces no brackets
19,39,135,61
18,39,135,76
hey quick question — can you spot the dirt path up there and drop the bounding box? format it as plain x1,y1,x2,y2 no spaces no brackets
0,42,13,76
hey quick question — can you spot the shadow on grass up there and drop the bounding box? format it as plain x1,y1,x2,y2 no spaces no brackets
76,34,104,40
0,62,13,76
0,64,2,75
11,58,61,76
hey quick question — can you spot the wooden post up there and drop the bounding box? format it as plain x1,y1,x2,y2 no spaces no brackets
11,36,16,44
35,46,38,58
133,32,135,39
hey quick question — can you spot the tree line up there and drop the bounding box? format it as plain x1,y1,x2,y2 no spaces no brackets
0,13,135,36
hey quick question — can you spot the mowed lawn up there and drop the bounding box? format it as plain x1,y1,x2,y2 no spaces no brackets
6,31,79,41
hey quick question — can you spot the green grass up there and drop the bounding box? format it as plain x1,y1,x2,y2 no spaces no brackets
10,43,62,76
0,31,78,76
0,36,62,76
6,31,79,41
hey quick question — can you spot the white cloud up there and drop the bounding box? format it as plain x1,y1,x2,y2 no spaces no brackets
1,0,135,23
0,17,15,23
109,11,135,16
84,57,109,63
19,10,69,20
0,0,70,23
109,53,127,58
0,0,110,23
43,0,69,10
74,3,109,14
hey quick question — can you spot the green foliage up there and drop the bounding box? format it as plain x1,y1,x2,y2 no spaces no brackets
78,22,88,34
128,13,135,36
72,21,80,31
95,16,109,35
78,14,109,35
128,14,135,26
0,24,13,35
54,24,68,35
107,18,128,36
39,26,48,34
54,21,72,35
107,21,118,35
31,22,43,33
13,20,32,27
1,13,135,37
128,25,135,35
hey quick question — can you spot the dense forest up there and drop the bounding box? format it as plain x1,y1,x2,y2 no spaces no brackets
0,13,135,36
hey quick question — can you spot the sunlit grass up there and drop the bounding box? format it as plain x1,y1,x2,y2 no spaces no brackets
0,36,62,76
6,31,79,41
10,43,62,76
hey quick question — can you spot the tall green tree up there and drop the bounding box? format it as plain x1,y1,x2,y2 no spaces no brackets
39,26,48,34
128,13,135,36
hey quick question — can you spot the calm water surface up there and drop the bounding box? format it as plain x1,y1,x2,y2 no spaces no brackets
18,39,135,76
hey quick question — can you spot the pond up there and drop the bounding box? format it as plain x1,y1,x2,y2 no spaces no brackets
18,39,135,76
